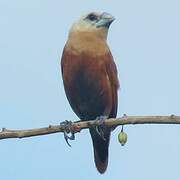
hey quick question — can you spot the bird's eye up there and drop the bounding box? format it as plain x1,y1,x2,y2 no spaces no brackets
87,13,98,21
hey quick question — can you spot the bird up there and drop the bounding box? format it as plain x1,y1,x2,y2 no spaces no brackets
61,12,119,174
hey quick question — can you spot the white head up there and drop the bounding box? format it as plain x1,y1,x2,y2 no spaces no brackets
69,12,115,40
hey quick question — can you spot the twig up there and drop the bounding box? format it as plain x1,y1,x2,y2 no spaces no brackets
0,114,179,140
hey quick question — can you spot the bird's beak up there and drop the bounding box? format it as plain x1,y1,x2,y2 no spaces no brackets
96,12,115,28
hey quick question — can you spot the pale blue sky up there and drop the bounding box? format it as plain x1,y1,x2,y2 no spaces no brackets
0,0,180,179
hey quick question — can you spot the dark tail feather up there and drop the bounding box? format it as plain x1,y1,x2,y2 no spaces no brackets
89,128,111,174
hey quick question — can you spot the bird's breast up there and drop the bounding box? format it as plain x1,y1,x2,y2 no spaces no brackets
61,49,113,119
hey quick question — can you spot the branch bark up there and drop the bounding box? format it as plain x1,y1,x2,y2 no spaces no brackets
0,115,179,140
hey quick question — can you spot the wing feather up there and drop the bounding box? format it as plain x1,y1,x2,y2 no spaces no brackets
105,51,119,118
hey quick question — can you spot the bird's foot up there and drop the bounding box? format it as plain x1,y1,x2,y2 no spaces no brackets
95,115,108,141
122,114,128,118
60,120,81,147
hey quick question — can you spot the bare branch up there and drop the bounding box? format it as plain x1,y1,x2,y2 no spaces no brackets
0,115,180,140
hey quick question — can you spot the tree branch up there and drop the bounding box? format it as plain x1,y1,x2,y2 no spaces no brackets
0,115,180,140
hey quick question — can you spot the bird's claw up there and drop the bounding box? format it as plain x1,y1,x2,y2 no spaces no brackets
95,116,108,141
122,114,127,118
60,120,81,147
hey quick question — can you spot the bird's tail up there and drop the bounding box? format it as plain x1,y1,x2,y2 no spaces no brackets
89,128,111,174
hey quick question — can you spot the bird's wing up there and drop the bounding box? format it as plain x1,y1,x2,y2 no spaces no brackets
105,51,119,118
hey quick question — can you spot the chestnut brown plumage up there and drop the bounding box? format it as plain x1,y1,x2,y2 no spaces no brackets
61,12,119,173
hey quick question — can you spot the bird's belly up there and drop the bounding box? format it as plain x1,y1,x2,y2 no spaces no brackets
64,69,112,120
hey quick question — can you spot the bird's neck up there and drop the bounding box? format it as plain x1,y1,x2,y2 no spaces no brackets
66,31,109,55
